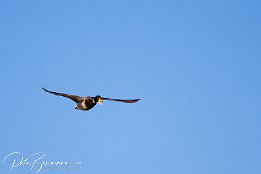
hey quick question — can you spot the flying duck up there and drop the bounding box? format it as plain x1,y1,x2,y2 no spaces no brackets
42,88,140,111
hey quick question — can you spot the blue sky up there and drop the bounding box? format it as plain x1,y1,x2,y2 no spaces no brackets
0,0,260,174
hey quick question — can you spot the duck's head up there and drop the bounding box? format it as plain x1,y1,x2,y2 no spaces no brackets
95,95,103,105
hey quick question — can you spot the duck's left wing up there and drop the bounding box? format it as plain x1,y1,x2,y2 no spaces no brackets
101,97,140,103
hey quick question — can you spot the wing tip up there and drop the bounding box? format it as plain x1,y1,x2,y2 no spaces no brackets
133,99,140,102
42,87,48,92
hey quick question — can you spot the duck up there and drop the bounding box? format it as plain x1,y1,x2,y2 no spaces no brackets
42,88,140,111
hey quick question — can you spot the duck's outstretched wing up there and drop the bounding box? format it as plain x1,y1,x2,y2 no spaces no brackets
42,88,83,103
101,97,140,103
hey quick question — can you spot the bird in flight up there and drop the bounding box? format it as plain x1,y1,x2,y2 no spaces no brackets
42,88,140,111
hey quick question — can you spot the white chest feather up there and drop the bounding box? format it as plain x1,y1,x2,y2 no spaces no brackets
81,99,88,109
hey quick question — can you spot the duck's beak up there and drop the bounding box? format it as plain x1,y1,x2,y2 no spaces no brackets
98,98,103,105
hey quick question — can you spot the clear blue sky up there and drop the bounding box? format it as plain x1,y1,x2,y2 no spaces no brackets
1,0,260,174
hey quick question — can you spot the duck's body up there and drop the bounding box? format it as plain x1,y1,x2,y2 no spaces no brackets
75,97,98,111
42,88,140,111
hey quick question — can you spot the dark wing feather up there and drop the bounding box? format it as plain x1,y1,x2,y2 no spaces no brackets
101,97,140,103
42,88,82,103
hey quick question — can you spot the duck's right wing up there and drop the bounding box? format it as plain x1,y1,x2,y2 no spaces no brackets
42,88,83,103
